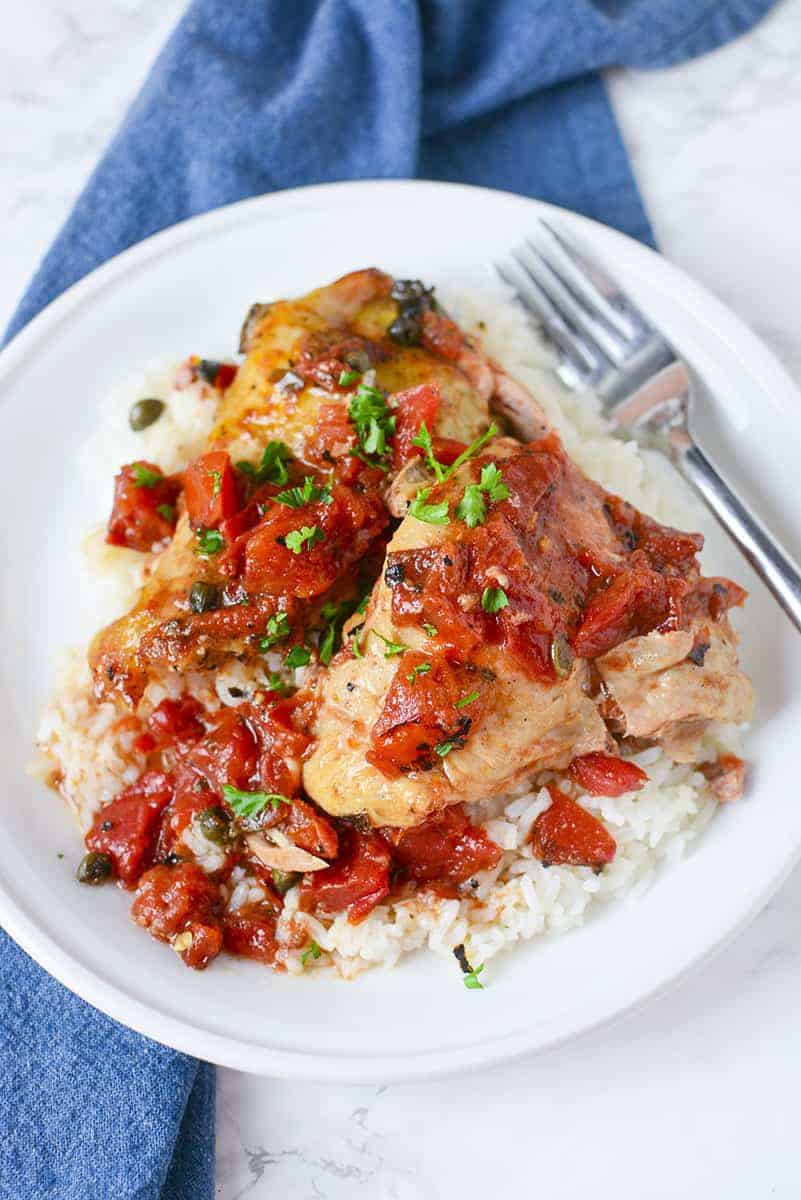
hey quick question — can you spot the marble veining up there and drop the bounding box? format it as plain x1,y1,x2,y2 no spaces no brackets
2,1,801,1196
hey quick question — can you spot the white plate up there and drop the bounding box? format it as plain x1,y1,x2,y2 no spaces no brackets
1,180,799,1083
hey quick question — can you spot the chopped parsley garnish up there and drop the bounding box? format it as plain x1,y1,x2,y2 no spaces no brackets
481,586,509,613
454,484,486,529
275,476,332,509
157,503,175,523
408,487,450,526
423,623,438,638
300,940,323,966
455,690,479,709
266,672,292,696
317,596,365,666
238,440,292,486
210,469,222,497
348,383,396,466
411,422,499,484
285,645,311,669
131,463,163,489
406,661,432,685
356,593,370,614
283,525,324,554
195,528,225,557
455,463,509,529
222,785,288,819
351,633,364,658
371,630,407,657
435,739,457,757
338,369,361,387
463,964,485,990
259,611,291,650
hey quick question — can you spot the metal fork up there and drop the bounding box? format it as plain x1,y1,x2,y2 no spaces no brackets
496,224,801,634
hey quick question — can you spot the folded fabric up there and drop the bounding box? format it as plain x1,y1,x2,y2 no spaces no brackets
0,2,776,1197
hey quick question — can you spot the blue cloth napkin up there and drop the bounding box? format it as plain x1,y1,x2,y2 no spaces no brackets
1,1,775,1196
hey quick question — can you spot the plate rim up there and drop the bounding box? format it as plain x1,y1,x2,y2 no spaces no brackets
2,177,800,1082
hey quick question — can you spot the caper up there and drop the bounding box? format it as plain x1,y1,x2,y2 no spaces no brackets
391,279,429,303
189,581,221,614
129,397,165,431
271,869,300,895
77,851,113,885
388,312,422,346
198,806,231,845
343,348,371,373
550,633,574,678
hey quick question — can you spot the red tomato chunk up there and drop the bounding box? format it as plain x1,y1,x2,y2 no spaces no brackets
86,771,174,887
567,752,648,798
301,827,391,924
132,862,222,969
530,786,617,869
223,905,279,964
106,461,180,552
388,805,501,884
391,383,440,469
184,450,240,529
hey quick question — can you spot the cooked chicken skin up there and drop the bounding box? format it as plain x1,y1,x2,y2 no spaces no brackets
90,270,497,705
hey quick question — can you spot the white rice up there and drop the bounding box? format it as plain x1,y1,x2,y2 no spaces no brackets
37,286,748,980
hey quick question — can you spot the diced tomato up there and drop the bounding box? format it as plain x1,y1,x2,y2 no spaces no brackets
301,827,391,923
242,483,387,599
106,461,180,552
530,786,617,868
184,450,240,529
568,752,648,798
213,362,238,390
430,436,467,466
306,402,357,465
368,652,483,776
222,904,279,964
391,383,440,468
131,862,222,969
701,753,747,803
284,799,338,860
247,700,311,799
388,805,501,884
573,566,685,659
146,696,205,750
86,771,174,887
185,710,259,793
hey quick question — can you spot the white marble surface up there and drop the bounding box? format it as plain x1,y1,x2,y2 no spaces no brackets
4,2,801,1196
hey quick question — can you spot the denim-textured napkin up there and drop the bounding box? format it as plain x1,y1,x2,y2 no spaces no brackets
1,2,775,1196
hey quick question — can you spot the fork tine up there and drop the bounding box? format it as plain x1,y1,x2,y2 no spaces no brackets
494,262,600,380
538,219,651,339
517,246,628,368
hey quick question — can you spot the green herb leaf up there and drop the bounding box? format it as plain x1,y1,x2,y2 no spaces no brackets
406,661,432,685
275,476,332,509
422,623,438,638
300,940,323,966
408,487,450,526
455,690,479,709
283,525,324,555
446,424,498,477
223,785,289,819
481,586,509,614
478,462,509,503
157,503,175,523
463,964,485,990
371,630,407,657
338,369,361,387
454,483,487,529
285,645,311,669
259,611,291,651
195,528,225,557
131,463,163,489
210,469,222,497
435,739,457,758
318,623,336,666
356,594,370,614
410,422,447,482
255,440,292,485
348,383,395,466
351,627,365,658
266,672,292,696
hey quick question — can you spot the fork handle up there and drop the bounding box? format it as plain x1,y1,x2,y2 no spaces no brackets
673,438,801,633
